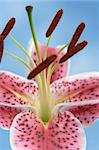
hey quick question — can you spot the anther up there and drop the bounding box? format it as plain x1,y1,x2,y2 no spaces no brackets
27,54,57,79
0,18,15,62
59,41,88,63
68,22,85,52
1,18,16,40
60,22,87,63
46,9,63,37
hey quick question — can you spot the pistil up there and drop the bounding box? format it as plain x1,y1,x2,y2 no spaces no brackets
26,6,56,122
26,6,42,63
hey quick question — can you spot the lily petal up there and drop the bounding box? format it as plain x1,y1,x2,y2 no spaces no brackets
28,40,70,83
10,110,45,150
10,110,86,150
67,103,99,127
0,71,38,98
0,71,38,129
0,71,38,106
51,72,99,102
51,72,99,127
0,106,22,129
51,45,70,83
0,86,26,106
47,109,86,150
55,100,99,127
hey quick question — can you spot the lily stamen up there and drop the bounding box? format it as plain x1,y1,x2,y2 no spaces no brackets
9,35,36,68
46,9,63,37
59,40,88,63
0,18,15,62
27,54,57,79
1,18,15,40
67,22,85,51
4,50,32,71
47,43,69,83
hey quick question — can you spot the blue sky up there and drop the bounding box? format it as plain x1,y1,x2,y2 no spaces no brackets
0,0,99,150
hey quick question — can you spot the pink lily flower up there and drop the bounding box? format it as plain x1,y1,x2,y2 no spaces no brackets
1,56,99,150
0,5,99,150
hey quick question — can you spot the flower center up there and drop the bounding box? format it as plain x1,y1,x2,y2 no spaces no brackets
25,6,87,122
25,6,64,122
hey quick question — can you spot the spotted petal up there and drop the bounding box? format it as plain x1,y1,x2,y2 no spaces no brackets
0,71,38,99
51,72,99,127
10,110,86,150
28,40,70,83
65,103,99,127
0,71,38,129
10,110,44,150
47,109,86,150
0,106,22,129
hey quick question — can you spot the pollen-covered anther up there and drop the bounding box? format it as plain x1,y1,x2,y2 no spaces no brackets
0,18,15,63
59,40,88,63
27,54,57,79
59,22,87,63
1,18,16,40
46,9,63,37
68,22,85,51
